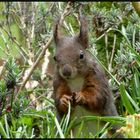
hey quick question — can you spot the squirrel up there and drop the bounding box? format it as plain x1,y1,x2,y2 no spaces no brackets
52,15,123,138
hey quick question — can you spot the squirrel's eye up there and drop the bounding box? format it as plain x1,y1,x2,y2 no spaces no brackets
53,56,57,61
79,52,84,59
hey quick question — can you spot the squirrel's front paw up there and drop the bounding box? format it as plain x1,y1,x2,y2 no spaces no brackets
75,91,86,105
59,94,72,111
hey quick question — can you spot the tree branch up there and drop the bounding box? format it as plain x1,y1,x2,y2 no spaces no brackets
18,2,72,93
0,25,28,60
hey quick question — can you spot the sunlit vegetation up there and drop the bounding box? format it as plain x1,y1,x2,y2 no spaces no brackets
0,2,140,138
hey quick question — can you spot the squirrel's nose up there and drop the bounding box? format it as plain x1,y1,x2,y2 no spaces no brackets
62,65,72,77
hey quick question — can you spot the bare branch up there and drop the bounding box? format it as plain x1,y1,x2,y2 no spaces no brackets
0,25,28,60
109,34,116,72
18,35,53,93
18,2,73,93
59,2,72,25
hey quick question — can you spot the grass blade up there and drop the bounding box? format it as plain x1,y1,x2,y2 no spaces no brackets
49,111,65,138
4,114,10,138
0,122,7,138
119,84,135,114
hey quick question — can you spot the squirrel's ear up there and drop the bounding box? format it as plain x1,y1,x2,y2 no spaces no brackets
77,16,89,49
53,17,61,44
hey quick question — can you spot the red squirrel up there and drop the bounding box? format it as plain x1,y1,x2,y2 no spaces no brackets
52,15,123,138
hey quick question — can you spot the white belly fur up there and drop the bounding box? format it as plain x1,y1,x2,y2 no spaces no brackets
67,75,84,93
67,76,105,137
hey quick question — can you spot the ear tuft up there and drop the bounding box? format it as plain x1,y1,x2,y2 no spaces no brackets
78,15,89,49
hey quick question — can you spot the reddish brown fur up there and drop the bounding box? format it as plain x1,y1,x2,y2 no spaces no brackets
54,78,72,115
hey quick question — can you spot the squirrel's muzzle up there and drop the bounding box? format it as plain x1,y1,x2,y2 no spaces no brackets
62,64,72,77
59,64,77,79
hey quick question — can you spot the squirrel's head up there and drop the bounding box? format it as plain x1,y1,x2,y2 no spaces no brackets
53,16,89,80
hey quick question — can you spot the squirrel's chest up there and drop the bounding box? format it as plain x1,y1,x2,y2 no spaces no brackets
67,76,84,93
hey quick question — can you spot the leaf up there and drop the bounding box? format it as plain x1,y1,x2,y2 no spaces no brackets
0,122,7,138
73,115,125,127
119,84,135,114
4,114,10,138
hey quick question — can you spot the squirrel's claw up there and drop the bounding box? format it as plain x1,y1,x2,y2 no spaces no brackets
75,91,86,104
60,94,72,107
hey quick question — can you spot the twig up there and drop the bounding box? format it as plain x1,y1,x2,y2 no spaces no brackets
18,2,72,93
30,3,37,42
109,34,116,72
24,90,53,111
18,36,53,93
36,2,55,29
96,28,112,42
0,45,9,56
0,30,10,53
59,2,72,25
0,25,28,60
26,2,38,63
105,33,109,69
5,2,13,38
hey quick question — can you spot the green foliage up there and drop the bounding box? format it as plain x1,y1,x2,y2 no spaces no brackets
0,1,140,138
117,114,140,138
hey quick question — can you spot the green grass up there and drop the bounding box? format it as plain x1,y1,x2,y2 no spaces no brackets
0,2,140,138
